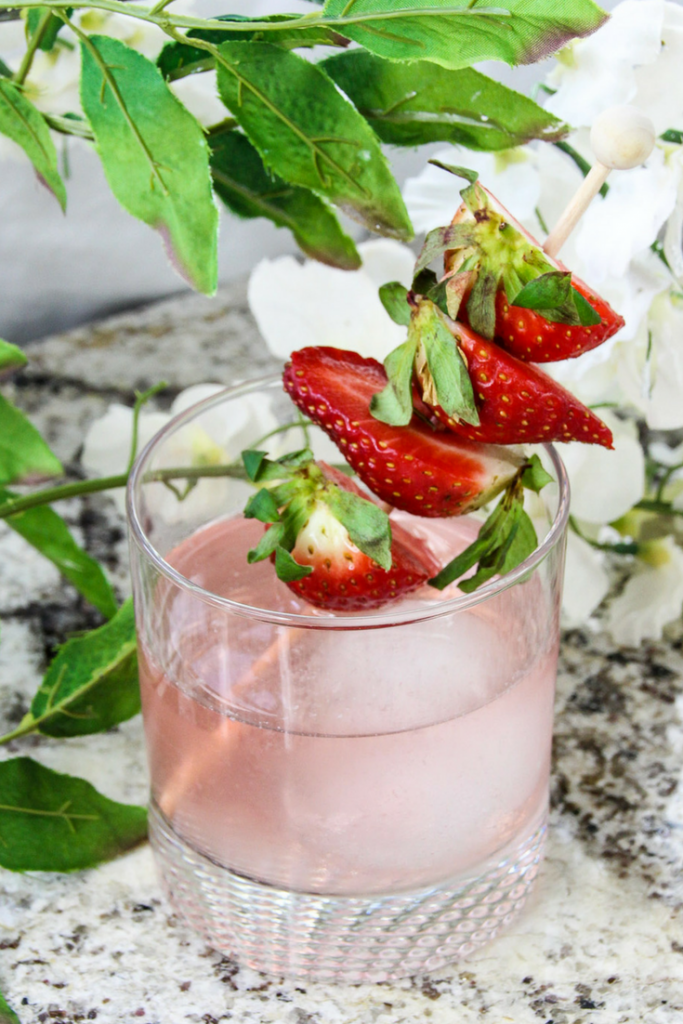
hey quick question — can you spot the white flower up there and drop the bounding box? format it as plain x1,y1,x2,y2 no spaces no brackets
607,538,683,645
562,530,610,626
544,0,665,128
557,411,645,525
82,383,278,521
403,147,541,235
247,239,415,363
617,289,683,430
575,146,682,285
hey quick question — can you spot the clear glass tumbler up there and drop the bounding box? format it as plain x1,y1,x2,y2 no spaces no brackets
127,377,569,983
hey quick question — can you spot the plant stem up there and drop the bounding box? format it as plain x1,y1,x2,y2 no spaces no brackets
0,463,251,520
44,112,95,140
0,0,509,37
14,6,54,85
568,515,639,555
636,498,683,518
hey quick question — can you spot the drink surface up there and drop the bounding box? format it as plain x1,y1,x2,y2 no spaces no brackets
139,513,557,896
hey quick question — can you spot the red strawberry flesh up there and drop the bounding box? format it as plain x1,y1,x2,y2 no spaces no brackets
419,318,614,448
283,346,524,517
287,498,439,612
446,185,625,362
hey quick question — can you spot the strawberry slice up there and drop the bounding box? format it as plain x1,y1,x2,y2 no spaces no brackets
417,312,614,448
241,450,437,611
283,346,524,517
434,179,624,362
493,277,622,363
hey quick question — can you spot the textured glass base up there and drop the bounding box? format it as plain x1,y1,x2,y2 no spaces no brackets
149,801,546,982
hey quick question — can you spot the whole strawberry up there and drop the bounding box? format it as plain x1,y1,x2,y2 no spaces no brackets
283,346,524,517
241,451,437,611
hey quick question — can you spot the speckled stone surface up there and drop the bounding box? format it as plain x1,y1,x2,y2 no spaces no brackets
1,286,682,1024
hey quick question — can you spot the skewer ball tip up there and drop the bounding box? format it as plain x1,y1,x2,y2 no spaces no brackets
590,105,656,170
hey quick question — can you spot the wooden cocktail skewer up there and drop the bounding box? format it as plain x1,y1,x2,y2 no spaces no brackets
543,105,656,259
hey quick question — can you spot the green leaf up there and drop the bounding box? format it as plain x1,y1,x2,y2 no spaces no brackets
0,394,62,485
0,79,66,210
420,303,479,426
369,335,418,426
459,499,524,593
414,222,476,277
378,281,411,325
80,36,218,295
27,7,72,52
428,499,508,590
0,488,117,618
0,339,27,377
511,271,601,326
0,990,21,1024
466,268,500,339
242,448,268,481
243,487,281,523
158,14,348,79
248,522,285,562
274,545,313,582
324,52,566,149
572,287,602,326
321,0,608,70
521,453,553,493
210,129,360,269
498,508,537,575
0,757,147,872
325,487,391,569
18,600,138,739
428,158,479,183
215,41,412,240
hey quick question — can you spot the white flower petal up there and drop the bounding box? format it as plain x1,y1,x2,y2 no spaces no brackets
557,412,645,524
632,2,683,135
618,289,683,430
248,245,412,364
355,239,414,290
562,530,610,626
403,148,540,235
607,538,683,645
575,147,681,284
545,0,665,127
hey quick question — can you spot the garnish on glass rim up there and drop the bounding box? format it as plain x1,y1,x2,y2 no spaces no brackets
241,448,437,610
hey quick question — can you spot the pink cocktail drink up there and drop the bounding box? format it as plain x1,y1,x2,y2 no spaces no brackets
128,379,569,982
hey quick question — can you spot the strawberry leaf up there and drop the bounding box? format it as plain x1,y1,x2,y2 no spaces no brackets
521,454,553,493
379,281,411,326
370,336,418,426
511,271,573,311
248,522,286,563
427,159,479,184
274,545,313,582
420,303,479,426
325,487,392,570
414,222,476,278
466,268,500,339
572,288,602,327
244,488,281,523
497,508,538,576
242,449,269,482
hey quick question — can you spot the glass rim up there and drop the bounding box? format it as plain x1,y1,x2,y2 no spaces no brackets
126,374,570,630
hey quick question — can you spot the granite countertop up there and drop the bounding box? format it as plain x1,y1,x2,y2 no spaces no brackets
1,284,682,1024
